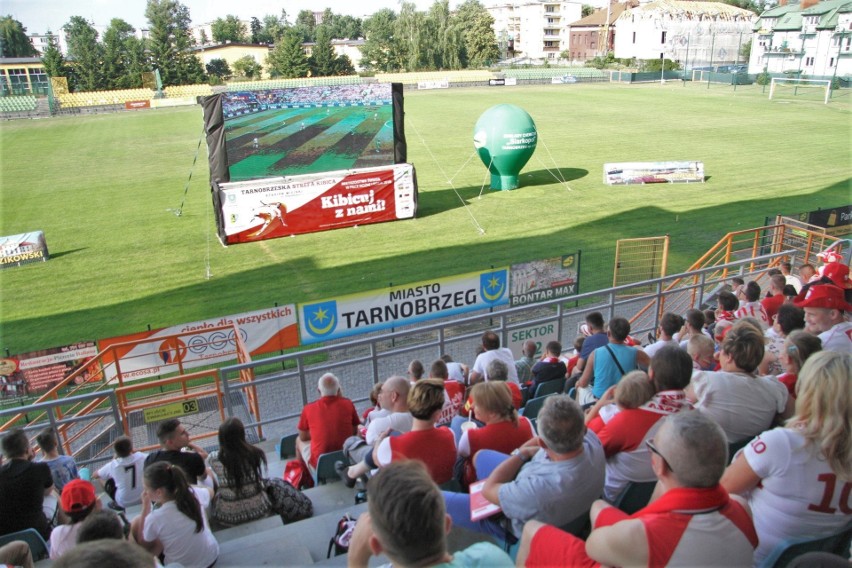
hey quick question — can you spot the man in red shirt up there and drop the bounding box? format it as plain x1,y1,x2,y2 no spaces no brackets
297,373,360,475
761,274,787,321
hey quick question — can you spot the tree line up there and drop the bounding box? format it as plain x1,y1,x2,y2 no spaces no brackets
1,0,500,92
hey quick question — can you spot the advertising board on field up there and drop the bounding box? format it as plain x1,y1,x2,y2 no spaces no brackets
2,342,98,394
299,268,510,344
509,253,580,307
98,305,299,381
215,163,417,244
604,162,705,185
0,231,49,269
791,205,852,237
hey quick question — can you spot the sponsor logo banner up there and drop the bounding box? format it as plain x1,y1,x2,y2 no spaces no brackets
0,231,49,269
417,80,449,90
98,305,299,381
219,164,416,244
299,268,510,344
489,79,506,86
794,205,852,237
510,253,580,306
8,342,98,393
125,100,151,110
604,161,705,185
552,75,578,84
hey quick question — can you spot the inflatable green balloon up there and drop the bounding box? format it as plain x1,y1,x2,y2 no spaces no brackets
473,104,538,191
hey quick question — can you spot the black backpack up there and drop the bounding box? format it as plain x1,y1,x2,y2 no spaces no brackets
327,513,358,558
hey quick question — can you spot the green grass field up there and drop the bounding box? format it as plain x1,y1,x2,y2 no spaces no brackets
1,82,849,355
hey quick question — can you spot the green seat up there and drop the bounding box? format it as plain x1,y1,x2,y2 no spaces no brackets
519,393,554,421
0,528,49,561
533,378,566,399
314,450,346,485
279,433,298,459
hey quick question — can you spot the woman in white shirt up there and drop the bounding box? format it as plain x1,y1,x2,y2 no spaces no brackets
721,350,852,565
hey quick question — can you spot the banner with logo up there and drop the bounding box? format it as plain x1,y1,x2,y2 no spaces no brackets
98,305,299,381
510,253,580,306
4,342,98,394
0,230,49,269
299,268,510,344
217,163,417,244
603,162,704,185
793,205,852,237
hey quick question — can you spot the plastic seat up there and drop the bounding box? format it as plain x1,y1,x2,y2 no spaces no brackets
314,450,346,485
279,433,298,459
0,528,49,561
519,393,554,421
613,480,657,515
533,378,566,399
759,521,852,568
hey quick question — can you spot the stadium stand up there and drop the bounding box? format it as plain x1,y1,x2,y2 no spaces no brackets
164,84,213,98
0,95,37,114
57,88,154,109
226,76,361,92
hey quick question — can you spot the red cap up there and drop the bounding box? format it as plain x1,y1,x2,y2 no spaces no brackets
817,250,843,264
61,479,97,513
794,283,852,312
822,263,851,289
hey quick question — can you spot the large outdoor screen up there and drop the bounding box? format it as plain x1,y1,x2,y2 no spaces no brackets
203,83,405,183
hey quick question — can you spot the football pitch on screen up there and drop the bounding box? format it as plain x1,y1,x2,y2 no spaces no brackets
0,82,849,354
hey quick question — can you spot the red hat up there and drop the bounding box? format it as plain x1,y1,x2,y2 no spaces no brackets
822,263,852,289
61,479,97,513
794,284,852,312
817,250,843,264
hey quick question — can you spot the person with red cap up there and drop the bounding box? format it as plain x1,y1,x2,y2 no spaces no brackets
795,283,852,354
49,479,101,559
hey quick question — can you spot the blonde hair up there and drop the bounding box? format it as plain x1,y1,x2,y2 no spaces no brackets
471,381,517,426
615,371,654,409
788,351,852,481
782,330,822,373
687,334,715,361
407,379,446,420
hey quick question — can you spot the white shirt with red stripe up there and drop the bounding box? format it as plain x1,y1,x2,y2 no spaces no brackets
818,321,852,353
733,301,770,329
743,427,852,565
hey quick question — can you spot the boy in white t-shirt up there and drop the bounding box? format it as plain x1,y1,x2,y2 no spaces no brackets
92,436,147,510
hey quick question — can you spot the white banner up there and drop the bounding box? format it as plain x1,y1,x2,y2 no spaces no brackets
99,305,299,381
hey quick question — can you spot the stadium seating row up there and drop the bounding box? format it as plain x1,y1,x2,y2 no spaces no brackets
227,76,362,92
0,95,37,113
163,84,213,98
374,70,493,84
502,67,607,79
57,88,155,108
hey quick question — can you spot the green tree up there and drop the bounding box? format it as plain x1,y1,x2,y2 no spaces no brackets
740,39,752,60
64,16,104,91
465,11,499,67
259,11,289,44
250,17,262,43
361,8,399,71
582,5,595,17
40,33,67,78
329,14,362,40
294,9,317,42
395,2,425,70
310,25,337,76
429,0,463,69
232,54,262,78
198,28,209,45
266,29,309,78
333,54,355,75
102,18,141,89
206,58,231,78
145,0,206,86
211,15,247,43
0,16,37,57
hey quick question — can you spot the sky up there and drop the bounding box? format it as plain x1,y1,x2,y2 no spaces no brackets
5,0,450,35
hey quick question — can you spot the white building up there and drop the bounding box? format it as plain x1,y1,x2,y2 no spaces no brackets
613,0,756,68
488,1,583,61
749,0,852,77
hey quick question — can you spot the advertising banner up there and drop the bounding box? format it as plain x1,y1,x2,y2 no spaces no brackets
417,80,449,89
795,205,852,237
4,342,98,394
0,231,49,269
510,253,580,306
299,268,510,344
604,162,705,185
218,163,417,244
98,305,299,381
124,100,151,110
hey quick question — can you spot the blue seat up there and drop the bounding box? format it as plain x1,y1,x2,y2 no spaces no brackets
314,450,346,485
0,528,49,561
759,521,852,568
533,378,566,399
520,394,554,421
613,481,657,515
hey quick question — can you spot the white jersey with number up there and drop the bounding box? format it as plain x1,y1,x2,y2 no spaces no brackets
743,427,852,565
96,451,147,507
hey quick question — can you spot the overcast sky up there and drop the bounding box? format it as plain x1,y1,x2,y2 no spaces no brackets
6,0,449,34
